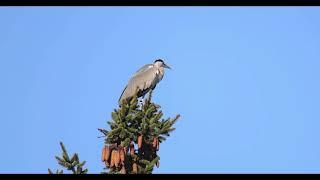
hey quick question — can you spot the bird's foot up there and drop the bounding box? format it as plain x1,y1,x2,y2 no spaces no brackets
138,98,144,108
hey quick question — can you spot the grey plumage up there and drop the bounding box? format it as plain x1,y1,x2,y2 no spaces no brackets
118,59,171,105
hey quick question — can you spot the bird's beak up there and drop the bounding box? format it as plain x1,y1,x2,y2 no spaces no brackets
163,63,171,69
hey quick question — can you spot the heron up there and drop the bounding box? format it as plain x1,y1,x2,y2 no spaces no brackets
118,59,171,105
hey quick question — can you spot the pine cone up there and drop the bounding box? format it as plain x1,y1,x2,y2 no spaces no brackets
110,150,115,168
120,166,126,174
130,142,135,155
156,160,160,168
114,149,120,167
124,146,128,155
103,146,111,162
101,146,106,162
119,147,125,163
132,163,138,174
152,137,157,148
138,135,143,149
156,138,159,151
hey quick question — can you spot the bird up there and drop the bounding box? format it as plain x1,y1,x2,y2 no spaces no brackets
118,59,171,105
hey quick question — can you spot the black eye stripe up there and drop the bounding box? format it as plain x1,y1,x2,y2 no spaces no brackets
154,59,164,63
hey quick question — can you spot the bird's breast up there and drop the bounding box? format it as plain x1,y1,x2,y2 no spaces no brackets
156,70,164,82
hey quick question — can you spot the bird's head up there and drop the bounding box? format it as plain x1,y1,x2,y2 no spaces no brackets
154,59,171,69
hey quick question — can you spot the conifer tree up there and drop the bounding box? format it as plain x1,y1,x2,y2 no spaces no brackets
50,91,180,174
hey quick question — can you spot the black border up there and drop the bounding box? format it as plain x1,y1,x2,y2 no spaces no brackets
1,0,320,6
0,174,319,177
0,174,320,180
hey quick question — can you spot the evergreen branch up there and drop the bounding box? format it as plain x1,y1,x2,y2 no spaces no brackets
49,142,88,174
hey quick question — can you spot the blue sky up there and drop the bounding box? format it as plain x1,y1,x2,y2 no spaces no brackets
1,7,320,174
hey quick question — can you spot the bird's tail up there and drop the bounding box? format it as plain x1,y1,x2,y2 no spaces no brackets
118,85,127,105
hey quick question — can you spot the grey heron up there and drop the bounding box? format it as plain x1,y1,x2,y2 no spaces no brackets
118,59,171,105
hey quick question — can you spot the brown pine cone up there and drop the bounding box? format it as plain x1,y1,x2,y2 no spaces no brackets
132,163,138,174
130,142,135,155
110,150,115,168
120,166,126,174
152,137,157,148
124,146,128,155
156,138,159,151
104,146,111,162
114,149,120,167
119,148,125,163
101,146,106,162
138,135,143,149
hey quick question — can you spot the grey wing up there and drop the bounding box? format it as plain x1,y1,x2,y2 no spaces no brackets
122,67,158,100
119,65,151,103
133,64,153,76
132,66,159,92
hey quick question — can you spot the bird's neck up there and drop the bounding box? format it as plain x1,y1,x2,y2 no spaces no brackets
156,67,164,75
156,67,164,82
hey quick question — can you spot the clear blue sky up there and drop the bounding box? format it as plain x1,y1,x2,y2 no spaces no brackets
1,7,320,174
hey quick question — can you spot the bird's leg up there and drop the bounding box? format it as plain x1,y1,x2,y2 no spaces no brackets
147,91,152,102
137,95,145,108
140,94,145,104
138,99,143,108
